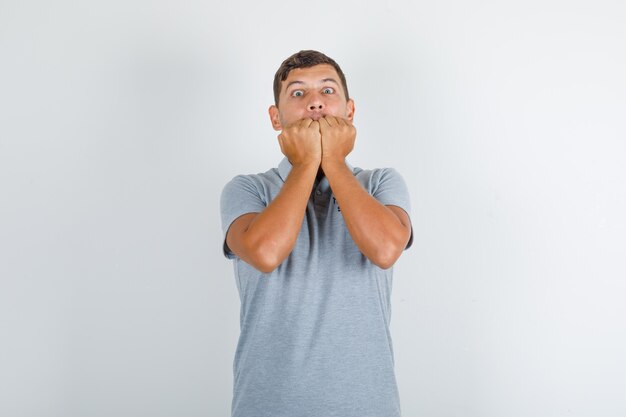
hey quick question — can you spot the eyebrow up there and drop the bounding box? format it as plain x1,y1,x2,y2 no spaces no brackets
285,78,340,91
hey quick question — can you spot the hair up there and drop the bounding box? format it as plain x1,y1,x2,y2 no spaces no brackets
273,50,349,106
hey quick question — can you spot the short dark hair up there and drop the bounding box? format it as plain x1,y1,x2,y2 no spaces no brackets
273,50,349,106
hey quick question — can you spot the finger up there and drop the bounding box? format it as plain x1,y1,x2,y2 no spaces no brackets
324,115,337,127
319,117,331,128
302,118,313,128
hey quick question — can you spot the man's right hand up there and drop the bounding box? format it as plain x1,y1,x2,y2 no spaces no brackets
277,118,322,167
228,118,321,273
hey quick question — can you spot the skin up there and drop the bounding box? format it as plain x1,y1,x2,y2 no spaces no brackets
226,64,412,272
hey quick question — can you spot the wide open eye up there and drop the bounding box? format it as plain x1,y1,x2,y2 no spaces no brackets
292,90,304,97
322,87,335,94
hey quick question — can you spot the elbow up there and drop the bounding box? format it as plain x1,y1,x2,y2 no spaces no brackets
371,251,400,270
369,234,409,270
253,263,279,274
245,241,284,274
368,243,402,270
251,258,280,274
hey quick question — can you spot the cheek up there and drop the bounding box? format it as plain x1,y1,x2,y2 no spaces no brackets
329,103,348,117
284,108,306,120
280,110,300,125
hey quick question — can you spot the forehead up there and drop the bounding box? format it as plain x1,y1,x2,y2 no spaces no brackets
282,64,341,90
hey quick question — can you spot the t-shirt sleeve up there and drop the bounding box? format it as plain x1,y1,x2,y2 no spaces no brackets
220,175,267,259
371,168,414,250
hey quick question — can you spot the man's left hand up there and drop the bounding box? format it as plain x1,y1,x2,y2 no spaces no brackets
319,116,356,166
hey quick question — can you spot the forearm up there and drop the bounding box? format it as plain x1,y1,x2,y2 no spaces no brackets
322,160,409,268
242,162,318,269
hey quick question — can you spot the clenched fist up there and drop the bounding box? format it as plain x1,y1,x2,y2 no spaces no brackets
277,118,322,167
319,116,357,165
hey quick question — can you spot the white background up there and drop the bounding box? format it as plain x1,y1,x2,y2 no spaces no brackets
1,1,625,416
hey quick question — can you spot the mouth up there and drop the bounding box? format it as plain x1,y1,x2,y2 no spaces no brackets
310,113,325,121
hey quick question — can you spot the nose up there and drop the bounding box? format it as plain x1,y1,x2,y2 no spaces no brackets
307,94,324,111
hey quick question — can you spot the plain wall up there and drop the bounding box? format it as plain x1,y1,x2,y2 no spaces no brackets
1,0,625,416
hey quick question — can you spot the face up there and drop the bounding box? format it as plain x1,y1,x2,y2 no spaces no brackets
269,64,355,131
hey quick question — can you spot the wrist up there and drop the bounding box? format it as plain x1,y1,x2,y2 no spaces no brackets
320,157,347,172
291,158,321,170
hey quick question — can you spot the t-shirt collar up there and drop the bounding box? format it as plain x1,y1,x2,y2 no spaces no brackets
277,157,354,182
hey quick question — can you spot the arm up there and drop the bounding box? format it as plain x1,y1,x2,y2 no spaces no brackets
320,117,412,269
225,119,321,273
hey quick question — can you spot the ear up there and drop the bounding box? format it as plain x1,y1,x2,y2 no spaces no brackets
268,105,282,131
346,99,355,121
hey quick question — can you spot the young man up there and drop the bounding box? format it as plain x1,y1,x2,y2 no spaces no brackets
220,50,413,417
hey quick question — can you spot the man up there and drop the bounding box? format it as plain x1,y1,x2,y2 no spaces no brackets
220,50,413,417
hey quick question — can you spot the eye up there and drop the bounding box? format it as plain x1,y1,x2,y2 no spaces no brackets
292,90,304,97
322,87,335,94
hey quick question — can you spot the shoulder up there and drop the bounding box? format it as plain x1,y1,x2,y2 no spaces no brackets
351,165,411,214
220,166,282,235
352,166,407,191
353,166,403,179
221,166,282,195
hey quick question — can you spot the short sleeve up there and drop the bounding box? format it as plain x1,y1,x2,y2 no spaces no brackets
220,175,267,259
371,168,414,250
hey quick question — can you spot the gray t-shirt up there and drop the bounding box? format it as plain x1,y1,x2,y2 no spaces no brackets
220,157,412,417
